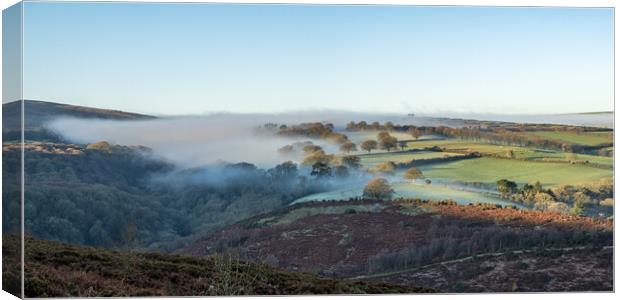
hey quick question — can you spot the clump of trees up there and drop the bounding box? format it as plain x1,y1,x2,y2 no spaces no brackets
377,132,398,152
341,155,362,169
360,140,378,153
344,121,611,155
371,161,396,175
277,141,315,157
340,142,357,153
408,127,422,140
6,144,329,252
299,144,358,179
363,178,394,200
365,216,612,275
403,167,424,181
550,178,613,206
496,177,613,217
398,141,408,151
301,145,335,166
496,179,518,198
276,122,351,145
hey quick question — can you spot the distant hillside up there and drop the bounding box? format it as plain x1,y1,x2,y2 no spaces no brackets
2,100,155,130
2,100,155,141
1,235,432,297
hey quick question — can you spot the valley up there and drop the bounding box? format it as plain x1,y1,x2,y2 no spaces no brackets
2,100,614,295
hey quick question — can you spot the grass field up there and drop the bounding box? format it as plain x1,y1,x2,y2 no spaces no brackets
357,151,463,167
345,131,441,144
376,139,613,167
300,133,614,207
293,181,519,207
524,131,612,146
420,157,612,187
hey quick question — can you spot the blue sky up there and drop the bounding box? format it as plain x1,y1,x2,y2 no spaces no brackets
17,2,614,115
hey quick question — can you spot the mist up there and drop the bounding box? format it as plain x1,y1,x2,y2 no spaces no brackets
45,111,409,169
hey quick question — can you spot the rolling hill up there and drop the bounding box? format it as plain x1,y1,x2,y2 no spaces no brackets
2,235,432,297
2,100,155,141
179,199,613,292
2,100,155,129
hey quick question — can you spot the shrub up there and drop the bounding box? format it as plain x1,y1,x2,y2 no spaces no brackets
363,178,394,200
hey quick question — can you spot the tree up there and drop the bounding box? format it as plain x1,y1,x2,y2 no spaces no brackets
363,178,394,200
346,121,356,130
310,162,332,177
302,149,334,166
277,145,295,156
303,144,322,154
377,131,390,141
547,202,569,214
357,121,368,130
570,200,585,216
403,167,424,180
379,136,398,152
361,140,378,153
533,192,555,211
497,179,517,198
506,149,515,159
561,143,573,153
334,165,349,177
573,191,593,205
86,141,114,153
408,127,421,140
339,142,357,153
398,140,408,151
268,161,298,179
88,220,110,246
341,155,361,169
372,161,396,175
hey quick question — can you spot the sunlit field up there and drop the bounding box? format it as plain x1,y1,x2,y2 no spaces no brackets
419,157,611,187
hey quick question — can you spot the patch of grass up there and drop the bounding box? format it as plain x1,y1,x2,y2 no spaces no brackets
260,204,384,226
358,151,463,167
524,131,612,146
391,183,519,207
420,157,612,187
345,131,444,152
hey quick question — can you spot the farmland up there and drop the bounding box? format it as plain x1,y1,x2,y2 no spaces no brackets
419,157,611,187
358,151,464,167
285,124,615,219
523,131,612,146
293,182,516,207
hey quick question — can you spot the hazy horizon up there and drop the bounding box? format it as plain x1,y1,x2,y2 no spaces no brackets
5,2,613,115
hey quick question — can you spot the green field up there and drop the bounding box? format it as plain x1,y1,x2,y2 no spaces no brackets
346,131,441,145
524,131,612,146
293,181,520,207
420,157,612,187
357,151,463,167
380,139,613,167
301,133,613,208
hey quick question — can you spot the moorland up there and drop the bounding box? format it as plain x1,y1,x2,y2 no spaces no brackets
2,100,614,295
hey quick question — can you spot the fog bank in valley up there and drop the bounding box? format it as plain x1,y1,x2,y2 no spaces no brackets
46,111,404,168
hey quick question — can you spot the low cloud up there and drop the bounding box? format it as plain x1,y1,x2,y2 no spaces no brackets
45,111,405,168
